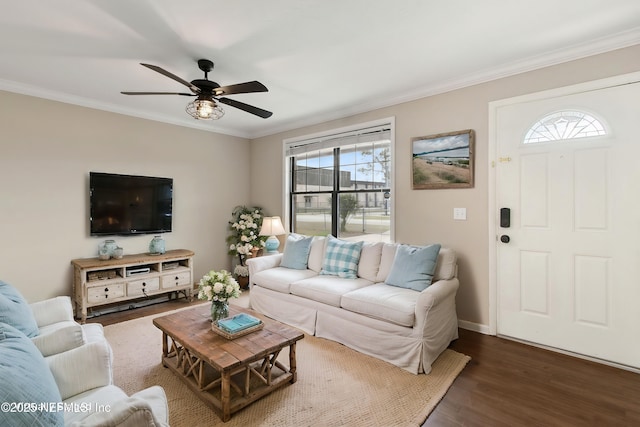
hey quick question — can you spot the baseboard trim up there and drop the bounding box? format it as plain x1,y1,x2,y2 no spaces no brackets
458,319,640,373
458,319,491,335
499,335,640,374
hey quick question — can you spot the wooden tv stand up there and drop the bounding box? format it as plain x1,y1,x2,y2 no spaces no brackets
71,249,194,323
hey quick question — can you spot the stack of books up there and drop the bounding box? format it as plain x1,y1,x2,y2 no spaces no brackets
218,313,262,334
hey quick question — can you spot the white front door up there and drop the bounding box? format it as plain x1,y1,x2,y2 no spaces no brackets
496,80,640,369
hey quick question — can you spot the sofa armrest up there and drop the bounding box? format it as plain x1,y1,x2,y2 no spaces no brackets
129,386,169,426
30,296,75,327
414,278,459,333
247,254,283,286
46,340,113,400
69,386,169,427
32,322,85,356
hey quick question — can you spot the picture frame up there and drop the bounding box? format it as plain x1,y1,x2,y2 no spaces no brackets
411,129,475,189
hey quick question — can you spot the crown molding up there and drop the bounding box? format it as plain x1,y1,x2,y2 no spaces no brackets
0,79,250,139
249,29,640,139
1,28,638,141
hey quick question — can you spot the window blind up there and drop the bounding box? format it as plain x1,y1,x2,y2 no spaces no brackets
286,124,391,157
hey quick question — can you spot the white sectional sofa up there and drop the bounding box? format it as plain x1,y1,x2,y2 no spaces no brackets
247,235,459,374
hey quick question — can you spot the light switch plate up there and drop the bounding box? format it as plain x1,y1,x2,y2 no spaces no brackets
453,207,467,220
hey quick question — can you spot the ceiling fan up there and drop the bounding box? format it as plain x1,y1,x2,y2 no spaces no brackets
121,59,272,120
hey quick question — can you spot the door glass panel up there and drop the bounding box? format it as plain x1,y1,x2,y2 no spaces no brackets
524,111,606,144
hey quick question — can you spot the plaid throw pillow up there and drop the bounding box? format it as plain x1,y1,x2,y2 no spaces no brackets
320,235,363,279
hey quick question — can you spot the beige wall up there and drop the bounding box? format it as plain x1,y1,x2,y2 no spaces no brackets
1,91,251,302
2,44,638,323
249,44,640,328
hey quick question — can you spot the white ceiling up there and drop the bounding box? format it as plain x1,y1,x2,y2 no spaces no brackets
1,1,639,139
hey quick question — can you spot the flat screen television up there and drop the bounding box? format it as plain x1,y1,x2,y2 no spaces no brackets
89,172,173,236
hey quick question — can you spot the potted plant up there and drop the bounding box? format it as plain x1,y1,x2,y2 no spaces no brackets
226,206,267,288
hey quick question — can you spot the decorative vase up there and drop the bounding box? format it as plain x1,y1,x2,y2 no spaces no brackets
210,301,229,326
113,247,124,259
149,235,165,255
237,275,249,290
99,239,117,259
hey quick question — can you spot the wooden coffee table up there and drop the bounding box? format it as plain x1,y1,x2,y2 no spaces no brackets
153,304,304,422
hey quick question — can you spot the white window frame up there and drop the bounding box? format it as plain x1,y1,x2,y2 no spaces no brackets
282,117,395,241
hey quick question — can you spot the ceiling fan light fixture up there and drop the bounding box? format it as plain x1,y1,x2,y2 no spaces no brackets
186,98,224,120
122,60,271,119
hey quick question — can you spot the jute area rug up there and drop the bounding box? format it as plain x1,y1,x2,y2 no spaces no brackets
104,302,470,427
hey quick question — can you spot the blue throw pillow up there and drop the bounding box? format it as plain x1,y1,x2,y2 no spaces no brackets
385,244,441,291
320,235,363,279
280,234,314,270
0,280,39,337
0,322,63,426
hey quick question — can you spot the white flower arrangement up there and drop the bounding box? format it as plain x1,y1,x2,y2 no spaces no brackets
226,206,267,269
234,264,249,277
197,270,241,303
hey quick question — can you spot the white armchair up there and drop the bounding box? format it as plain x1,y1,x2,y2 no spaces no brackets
1,282,168,426
30,296,104,356
46,339,169,427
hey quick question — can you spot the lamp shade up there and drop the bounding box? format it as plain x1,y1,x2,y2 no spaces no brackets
259,216,286,253
259,216,286,236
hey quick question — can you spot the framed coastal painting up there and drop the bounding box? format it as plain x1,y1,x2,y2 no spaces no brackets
411,129,475,189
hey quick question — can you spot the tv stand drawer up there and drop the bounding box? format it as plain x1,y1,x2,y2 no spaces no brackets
87,283,125,303
161,271,191,289
128,277,160,297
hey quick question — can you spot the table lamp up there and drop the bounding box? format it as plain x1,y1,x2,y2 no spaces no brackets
259,216,286,254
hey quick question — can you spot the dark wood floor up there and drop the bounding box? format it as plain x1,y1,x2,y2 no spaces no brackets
91,299,640,427
427,329,640,427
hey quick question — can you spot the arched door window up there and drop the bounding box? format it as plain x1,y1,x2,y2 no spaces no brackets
524,111,607,144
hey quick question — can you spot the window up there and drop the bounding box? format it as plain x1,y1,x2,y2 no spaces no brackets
286,121,393,242
524,110,607,144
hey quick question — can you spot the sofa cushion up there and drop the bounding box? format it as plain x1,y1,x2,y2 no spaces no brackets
376,243,399,283
434,247,457,280
320,235,363,279
0,280,39,337
290,275,373,307
340,284,419,327
385,244,441,291
307,236,326,273
252,267,317,294
357,242,383,282
0,322,63,426
280,234,314,270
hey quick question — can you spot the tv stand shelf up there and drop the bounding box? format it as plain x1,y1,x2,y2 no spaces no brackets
71,249,194,323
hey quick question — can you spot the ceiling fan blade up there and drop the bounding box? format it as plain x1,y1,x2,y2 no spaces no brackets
214,81,268,96
121,91,194,96
218,97,273,119
140,63,200,93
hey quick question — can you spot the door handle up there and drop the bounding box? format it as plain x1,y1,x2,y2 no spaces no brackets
500,208,511,228
500,235,510,243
